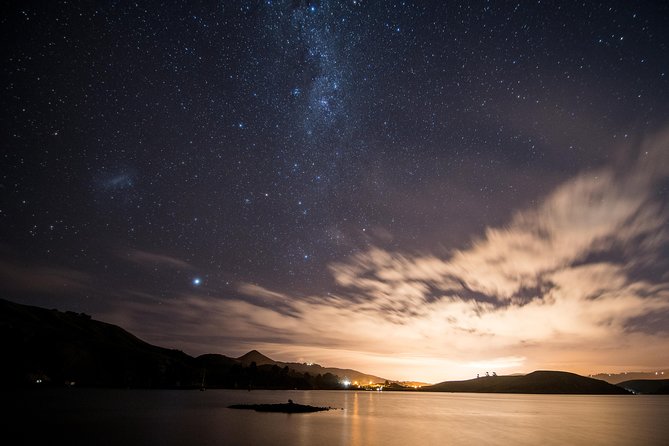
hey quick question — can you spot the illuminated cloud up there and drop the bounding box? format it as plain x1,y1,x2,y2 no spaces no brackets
102,130,669,382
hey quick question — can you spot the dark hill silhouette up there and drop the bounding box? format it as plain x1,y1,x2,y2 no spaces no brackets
234,349,387,384
237,350,275,366
617,379,669,394
424,371,630,394
0,298,381,389
0,298,196,387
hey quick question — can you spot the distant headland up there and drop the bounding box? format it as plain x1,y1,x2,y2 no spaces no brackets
423,371,629,394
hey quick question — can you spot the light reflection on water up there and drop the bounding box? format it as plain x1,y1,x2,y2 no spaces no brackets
9,389,669,446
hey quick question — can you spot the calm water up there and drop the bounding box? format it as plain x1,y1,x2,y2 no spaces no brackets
7,389,669,445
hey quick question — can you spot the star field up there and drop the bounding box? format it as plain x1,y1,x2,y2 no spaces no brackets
2,1,669,379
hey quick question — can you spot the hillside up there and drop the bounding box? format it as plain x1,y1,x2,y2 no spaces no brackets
424,371,630,394
590,371,668,384
274,361,386,384
0,298,380,389
0,297,197,387
617,379,669,394
235,349,387,384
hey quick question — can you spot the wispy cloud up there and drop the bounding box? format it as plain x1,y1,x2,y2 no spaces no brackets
0,260,92,294
122,249,193,270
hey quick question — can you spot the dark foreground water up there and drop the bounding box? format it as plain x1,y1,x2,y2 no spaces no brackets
7,389,669,445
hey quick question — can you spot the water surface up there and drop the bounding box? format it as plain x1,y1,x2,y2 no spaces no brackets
9,389,668,445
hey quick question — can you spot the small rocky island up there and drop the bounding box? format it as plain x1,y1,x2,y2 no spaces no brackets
228,400,333,413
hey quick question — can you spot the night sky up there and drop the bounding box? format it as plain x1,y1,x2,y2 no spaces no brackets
2,1,669,382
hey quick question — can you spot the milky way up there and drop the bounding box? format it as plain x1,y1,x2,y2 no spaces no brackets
2,1,669,381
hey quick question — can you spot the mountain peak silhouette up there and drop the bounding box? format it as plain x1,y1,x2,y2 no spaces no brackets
237,350,275,365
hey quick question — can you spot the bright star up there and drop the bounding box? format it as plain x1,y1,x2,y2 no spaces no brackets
192,277,202,286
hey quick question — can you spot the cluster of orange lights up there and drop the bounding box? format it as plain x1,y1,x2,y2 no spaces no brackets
342,380,422,390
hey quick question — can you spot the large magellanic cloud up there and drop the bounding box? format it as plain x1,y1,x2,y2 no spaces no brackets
105,130,669,382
